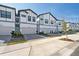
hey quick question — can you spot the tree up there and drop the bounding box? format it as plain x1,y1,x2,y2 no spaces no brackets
62,20,69,39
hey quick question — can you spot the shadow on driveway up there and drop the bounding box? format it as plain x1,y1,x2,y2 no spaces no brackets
24,34,46,40
71,46,79,56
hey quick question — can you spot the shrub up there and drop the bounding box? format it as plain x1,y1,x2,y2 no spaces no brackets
11,31,23,38
39,32,44,35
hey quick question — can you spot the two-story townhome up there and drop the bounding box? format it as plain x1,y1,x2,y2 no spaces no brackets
67,22,79,31
18,9,38,34
0,5,16,35
37,12,57,34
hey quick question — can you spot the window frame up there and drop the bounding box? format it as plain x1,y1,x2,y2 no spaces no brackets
40,18,43,21
21,14,26,17
0,10,11,19
32,16,36,22
28,16,31,21
1,10,6,18
6,11,11,19
45,19,48,24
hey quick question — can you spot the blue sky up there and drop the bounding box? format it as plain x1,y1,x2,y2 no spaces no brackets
1,3,79,23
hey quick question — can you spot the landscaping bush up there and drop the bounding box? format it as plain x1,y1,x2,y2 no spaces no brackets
59,31,63,34
11,31,24,38
39,32,44,35
38,32,48,36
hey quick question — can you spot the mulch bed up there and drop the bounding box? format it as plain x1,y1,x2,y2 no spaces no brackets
59,38,74,42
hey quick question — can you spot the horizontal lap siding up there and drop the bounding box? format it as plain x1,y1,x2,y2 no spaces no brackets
20,23,37,34
0,22,15,35
0,6,15,35
40,25,57,33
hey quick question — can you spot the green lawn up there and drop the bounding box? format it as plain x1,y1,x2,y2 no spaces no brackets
7,39,27,45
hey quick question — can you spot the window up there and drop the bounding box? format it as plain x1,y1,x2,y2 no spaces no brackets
0,10,11,19
15,24,20,32
40,18,43,20
16,18,19,23
32,17,35,22
51,20,53,24
1,10,6,18
59,23,61,25
21,14,26,17
45,19,48,24
15,24,19,27
6,11,11,19
0,10,1,17
28,16,31,21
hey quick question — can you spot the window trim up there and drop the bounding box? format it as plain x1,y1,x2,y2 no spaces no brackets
45,19,48,24
0,10,11,19
28,16,31,21
21,14,26,17
32,16,36,22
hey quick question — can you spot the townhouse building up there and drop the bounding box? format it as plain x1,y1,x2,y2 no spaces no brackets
37,12,57,34
0,5,16,35
67,22,79,31
18,9,38,34
0,4,79,36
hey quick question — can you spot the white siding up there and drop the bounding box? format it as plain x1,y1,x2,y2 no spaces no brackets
20,11,27,22
0,6,15,35
20,23,36,34
26,10,37,24
40,25,57,33
0,6,15,21
38,13,57,33
0,22,15,35
20,10,37,34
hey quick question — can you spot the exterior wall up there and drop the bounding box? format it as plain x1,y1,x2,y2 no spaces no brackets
0,6,15,21
40,25,57,34
67,22,79,31
0,5,15,35
20,11,27,22
20,23,36,34
39,14,56,25
26,10,37,24
56,20,63,32
19,10,37,34
38,13,57,34
0,21,15,35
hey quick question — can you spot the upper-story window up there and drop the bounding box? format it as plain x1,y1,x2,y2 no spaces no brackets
32,17,36,22
45,19,48,24
59,23,61,25
0,10,11,19
6,12,11,19
51,20,53,24
21,14,26,17
28,16,31,21
40,18,43,20
0,10,1,17
1,10,6,18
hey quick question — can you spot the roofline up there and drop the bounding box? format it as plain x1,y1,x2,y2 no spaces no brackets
18,10,28,16
18,9,38,16
38,12,58,20
0,4,16,10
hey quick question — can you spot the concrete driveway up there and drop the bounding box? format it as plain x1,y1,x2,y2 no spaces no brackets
0,36,73,56
0,33,79,56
